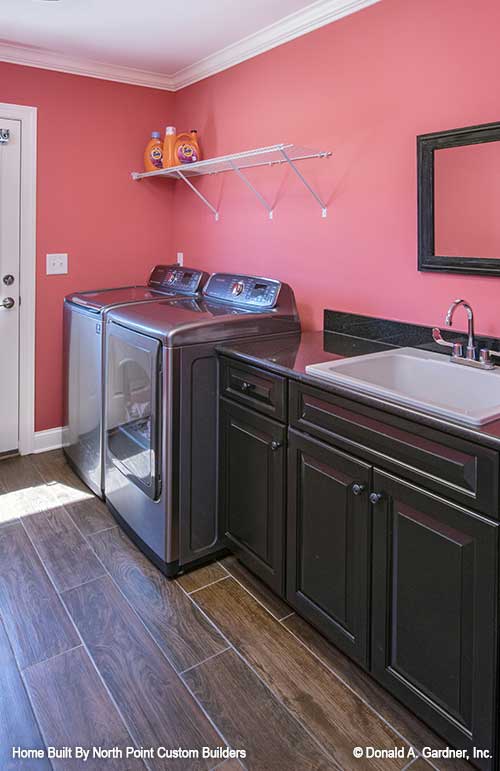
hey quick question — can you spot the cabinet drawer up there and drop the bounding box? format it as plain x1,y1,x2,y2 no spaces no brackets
290,381,499,517
220,357,287,421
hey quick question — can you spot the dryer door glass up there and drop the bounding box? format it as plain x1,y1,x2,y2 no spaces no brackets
106,324,161,499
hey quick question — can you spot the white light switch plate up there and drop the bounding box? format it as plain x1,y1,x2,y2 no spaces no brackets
46,253,68,275
176,252,184,266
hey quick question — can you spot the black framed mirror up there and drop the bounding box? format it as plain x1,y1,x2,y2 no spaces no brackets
418,121,500,275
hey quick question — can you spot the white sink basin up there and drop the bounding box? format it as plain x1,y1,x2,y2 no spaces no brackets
306,347,500,426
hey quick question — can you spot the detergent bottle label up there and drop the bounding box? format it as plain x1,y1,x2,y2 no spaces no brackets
177,143,199,163
150,146,163,168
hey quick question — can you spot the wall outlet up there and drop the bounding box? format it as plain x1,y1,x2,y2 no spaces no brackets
46,253,68,275
176,252,184,266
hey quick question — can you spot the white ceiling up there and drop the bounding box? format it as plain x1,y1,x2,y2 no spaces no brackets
0,0,380,90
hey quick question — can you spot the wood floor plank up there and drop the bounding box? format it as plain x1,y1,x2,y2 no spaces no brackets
22,506,107,592
0,476,20,529
193,578,411,771
0,456,59,526
407,761,436,771
184,648,335,770
0,616,50,771
32,450,93,506
88,527,227,672
0,455,44,492
66,496,117,536
283,615,474,771
219,556,292,620
23,646,144,771
0,523,80,669
177,562,229,593
64,575,222,770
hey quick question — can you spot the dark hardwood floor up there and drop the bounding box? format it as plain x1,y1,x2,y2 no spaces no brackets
0,451,474,771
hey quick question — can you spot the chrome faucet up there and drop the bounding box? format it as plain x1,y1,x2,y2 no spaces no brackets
445,299,476,360
433,298,500,370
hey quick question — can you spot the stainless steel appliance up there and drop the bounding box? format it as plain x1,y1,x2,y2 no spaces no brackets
104,273,300,576
63,265,207,496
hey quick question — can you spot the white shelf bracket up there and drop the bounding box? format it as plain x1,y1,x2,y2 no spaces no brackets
229,160,274,219
279,147,328,218
176,169,219,221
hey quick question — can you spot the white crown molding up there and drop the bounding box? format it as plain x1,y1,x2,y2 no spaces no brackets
0,41,175,91
0,0,380,91
170,0,381,90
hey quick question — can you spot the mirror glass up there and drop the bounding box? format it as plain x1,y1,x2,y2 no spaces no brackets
434,141,500,259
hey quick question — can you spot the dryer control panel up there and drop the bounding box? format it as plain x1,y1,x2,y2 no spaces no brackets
203,273,281,309
148,264,205,295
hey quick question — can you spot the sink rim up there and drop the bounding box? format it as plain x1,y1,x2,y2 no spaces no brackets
305,347,500,427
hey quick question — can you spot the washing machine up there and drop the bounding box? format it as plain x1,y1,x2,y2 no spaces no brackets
103,272,301,576
63,264,208,496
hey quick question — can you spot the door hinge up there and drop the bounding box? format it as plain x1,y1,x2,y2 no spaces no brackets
0,129,10,144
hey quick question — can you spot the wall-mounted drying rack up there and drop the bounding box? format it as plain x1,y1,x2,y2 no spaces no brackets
131,143,331,221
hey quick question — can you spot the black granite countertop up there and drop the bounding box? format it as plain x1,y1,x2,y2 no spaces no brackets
216,329,500,451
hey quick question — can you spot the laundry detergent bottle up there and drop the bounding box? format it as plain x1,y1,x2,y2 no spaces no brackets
144,131,163,172
175,130,201,164
162,126,177,168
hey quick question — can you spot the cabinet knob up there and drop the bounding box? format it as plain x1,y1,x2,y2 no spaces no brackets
369,492,383,505
241,381,254,392
270,440,282,451
351,483,366,496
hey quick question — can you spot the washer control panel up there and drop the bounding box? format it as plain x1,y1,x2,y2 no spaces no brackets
203,273,281,308
148,264,205,295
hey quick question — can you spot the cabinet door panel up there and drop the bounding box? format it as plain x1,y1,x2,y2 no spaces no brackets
287,429,371,665
372,470,498,767
220,399,285,594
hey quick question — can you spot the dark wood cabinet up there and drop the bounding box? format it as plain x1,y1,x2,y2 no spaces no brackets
220,398,286,594
287,429,372,665
371,469,498,768
218,352,500,766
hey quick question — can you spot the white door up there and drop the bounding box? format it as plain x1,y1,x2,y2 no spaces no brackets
0,118,21,454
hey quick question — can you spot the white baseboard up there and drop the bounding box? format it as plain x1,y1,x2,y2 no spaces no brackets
32,426,68,454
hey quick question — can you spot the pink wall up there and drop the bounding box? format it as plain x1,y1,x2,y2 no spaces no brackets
0,63,174,431
435,142,500,259
4,0,500,433
171,0,500,334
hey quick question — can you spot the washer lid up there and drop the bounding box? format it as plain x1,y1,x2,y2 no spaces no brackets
66,286,178,312
106,294,300,347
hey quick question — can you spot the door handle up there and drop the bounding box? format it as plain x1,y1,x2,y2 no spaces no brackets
0,297,15,310
270,440,282,451
369,492,383,505
352,483,366,495
2,274,14,286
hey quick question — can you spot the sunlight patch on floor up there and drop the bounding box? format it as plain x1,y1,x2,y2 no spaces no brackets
45,480,93,504
0,482,92,523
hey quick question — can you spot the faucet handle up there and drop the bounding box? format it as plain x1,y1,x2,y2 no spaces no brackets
432,328,464,358
479,348,500,368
